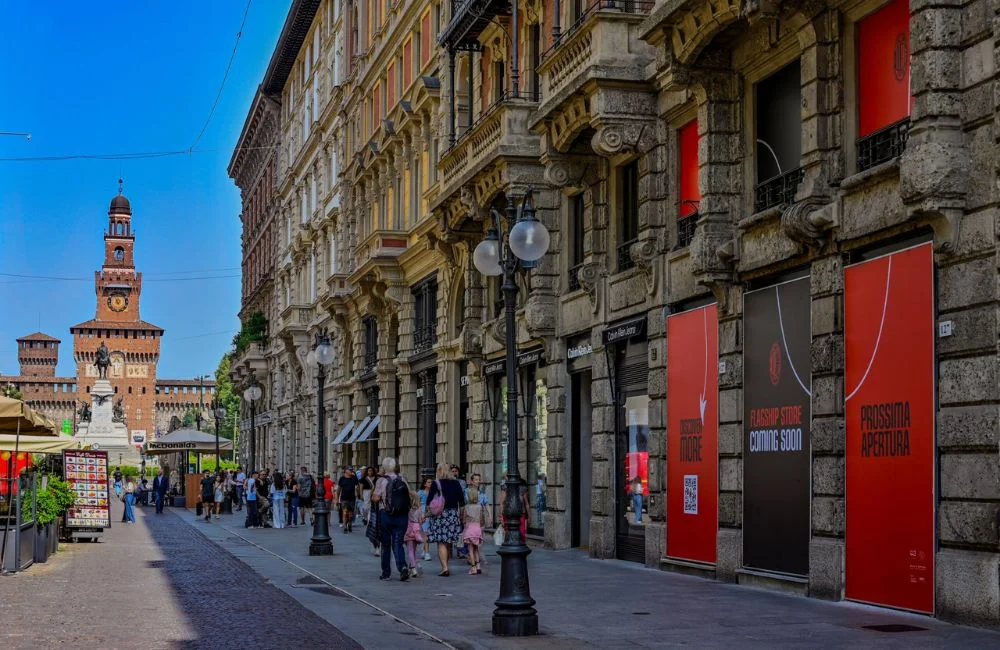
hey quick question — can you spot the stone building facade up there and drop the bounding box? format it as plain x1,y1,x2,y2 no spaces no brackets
230,0,1000,624
1,190,216,441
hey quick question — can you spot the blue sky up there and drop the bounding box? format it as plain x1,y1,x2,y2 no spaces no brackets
0,1,289,379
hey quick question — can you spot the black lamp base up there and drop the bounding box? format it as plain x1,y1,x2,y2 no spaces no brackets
309,541,334,556
492,540,539,636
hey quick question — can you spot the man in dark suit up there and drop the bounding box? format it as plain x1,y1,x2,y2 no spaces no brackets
153,468,169,514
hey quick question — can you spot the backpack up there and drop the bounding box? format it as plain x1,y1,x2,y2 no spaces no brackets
385,475,410,516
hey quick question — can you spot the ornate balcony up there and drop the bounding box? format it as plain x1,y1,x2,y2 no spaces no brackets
537,2,655,113
438,93,541,199
229,341,268,384
276,303,314,340
352,230,409,276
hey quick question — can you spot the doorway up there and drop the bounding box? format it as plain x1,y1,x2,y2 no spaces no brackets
570,371,592,548
614,339,649,563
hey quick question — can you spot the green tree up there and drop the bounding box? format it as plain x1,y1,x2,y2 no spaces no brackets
214,352,241,441
231,311,268,353
1,383,22,400
182,407,204,429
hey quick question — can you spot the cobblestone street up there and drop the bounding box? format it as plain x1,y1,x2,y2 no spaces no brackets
0,501,360,649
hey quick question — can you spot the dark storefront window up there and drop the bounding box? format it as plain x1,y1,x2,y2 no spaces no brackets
459,362,469,474
364,384,380,467
754,60,802,212
618,161,639,271
568,193,585,291
519,364,547,536
486,372,508,526
416,369,437,480
413,275,438,353
363,316,378,374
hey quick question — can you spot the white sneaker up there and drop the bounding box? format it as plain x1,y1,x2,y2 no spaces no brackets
421,552,431,561
374,548,380,557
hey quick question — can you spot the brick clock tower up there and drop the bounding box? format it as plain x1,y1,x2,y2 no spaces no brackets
71,182,162,444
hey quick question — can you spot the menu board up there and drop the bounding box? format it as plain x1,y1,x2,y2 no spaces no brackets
63,450,111,528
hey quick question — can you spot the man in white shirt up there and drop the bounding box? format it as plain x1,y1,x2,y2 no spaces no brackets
234,467,246,511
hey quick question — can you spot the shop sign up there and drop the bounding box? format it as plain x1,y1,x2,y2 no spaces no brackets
61,419,73,434
146,441,198,450
483,359,506,376
567,343,592,360
743,276,811,576
845,243,934,613
602,317,646,345
460,375,470,387
666,304,719,565
517,348,544,367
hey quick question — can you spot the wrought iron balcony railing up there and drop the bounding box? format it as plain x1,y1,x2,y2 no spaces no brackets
754,167,805,213
413,325,436,353
676,213,698,249
857,118,910,173
568,263,584,291
617,238,637,272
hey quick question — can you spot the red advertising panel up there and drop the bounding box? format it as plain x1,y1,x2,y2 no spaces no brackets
857,0,911,136
845,243,934,613
666,304,719,564
678,120,700,218
63,449,111,529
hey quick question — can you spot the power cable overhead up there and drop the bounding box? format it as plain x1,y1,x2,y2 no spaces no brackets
189,0,253,152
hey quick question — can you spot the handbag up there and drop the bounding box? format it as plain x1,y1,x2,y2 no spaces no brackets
429,479,445,516
493,526,504,546
365,505,380,545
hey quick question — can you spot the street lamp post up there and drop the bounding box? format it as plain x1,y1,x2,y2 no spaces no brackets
243,375,262,471
472,188,549,637
307,330,335,556
211,398,226,475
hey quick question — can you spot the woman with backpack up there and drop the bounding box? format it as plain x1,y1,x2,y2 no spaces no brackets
371,457,410,582
425,462,466,577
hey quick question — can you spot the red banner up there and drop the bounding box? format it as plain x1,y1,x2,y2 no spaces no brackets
857,0,911,136
845,243,934,613
666,304,718,564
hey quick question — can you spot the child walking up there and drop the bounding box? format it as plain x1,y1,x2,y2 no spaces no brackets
404,492,426,577
462,487,486,575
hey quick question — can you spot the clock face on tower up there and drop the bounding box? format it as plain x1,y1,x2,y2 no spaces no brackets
108,291,128,312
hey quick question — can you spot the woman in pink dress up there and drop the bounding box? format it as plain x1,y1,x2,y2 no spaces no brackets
461,488,486,575
403,492,426,577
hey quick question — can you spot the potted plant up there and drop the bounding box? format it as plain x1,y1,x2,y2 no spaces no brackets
47,478,75,553
34,488,58,563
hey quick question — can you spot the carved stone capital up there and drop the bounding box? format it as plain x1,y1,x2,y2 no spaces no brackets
781,198,837,251
590,120,656,158
690,218,736,305
630,237,659,296
542,154,592,191
577,261,603,314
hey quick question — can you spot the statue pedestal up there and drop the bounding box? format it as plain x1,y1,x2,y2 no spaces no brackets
75,379,139,466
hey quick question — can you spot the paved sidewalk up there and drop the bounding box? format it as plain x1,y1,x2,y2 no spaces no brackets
174,508,1000,649
0,499,359,650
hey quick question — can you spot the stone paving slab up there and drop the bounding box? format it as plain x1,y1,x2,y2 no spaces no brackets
0,500,360,650
174,508,1000,649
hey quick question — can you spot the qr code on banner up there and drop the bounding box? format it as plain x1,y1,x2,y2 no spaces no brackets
683,475,698,515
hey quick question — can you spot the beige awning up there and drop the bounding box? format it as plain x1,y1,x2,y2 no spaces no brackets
0,395,58,436
0,434,79,453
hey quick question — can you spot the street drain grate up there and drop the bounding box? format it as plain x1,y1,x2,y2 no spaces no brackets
632,612,651,616
862,624,928,633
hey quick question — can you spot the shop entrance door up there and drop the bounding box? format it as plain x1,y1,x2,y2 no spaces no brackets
614,340,649,563
570,371,592,548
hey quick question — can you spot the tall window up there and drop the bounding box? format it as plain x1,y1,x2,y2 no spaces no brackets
754,60,802,212
412,275,438,353
363,316,378,373
568,193,585,290
528,24,541,98
617,161,639,272
677,119,700,248
856,0,911,171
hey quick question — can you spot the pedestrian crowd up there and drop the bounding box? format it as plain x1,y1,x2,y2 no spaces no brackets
207,458,503,582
